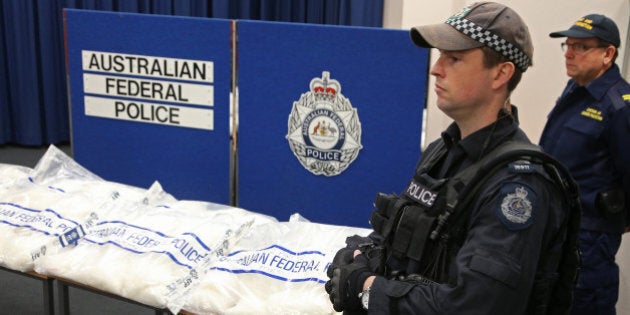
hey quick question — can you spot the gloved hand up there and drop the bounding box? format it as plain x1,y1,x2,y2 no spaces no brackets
325,252,375,312
328,234,375,273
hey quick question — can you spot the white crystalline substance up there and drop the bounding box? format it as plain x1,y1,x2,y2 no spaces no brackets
1,146,373,314
34,198,277,309
185,218,371,315
0,146,152,272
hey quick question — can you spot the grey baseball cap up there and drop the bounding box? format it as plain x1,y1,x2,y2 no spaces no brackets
410,2,533,72
549,14,620,47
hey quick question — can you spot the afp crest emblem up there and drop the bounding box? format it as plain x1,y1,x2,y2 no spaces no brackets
286,71,363,176
497,185,535,230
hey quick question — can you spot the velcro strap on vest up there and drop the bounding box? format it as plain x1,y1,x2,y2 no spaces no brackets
370,210,387,235
407,213,437,261
370,193,412,239
382,198,412,237
390,206,417,258
390,205,435,260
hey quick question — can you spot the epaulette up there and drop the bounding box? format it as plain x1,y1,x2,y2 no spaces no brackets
508,160,537,174
607,79,630,110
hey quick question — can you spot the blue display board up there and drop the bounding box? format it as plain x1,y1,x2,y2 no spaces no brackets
65,10,232,203
237,20,429,227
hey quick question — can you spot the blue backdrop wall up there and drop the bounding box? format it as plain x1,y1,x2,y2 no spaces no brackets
0,0,383,146
65,11,429,226
65,9,233,203
237,20,428,226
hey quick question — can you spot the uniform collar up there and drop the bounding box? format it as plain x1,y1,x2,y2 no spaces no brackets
581,64,622,101
441,107,519,162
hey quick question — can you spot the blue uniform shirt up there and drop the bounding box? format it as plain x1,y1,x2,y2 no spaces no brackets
539,64,630,233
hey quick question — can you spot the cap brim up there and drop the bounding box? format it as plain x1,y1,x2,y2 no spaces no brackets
549,29,596,39
411,23,484,51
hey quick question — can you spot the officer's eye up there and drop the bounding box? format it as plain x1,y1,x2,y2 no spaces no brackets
572,43,587,52
438,51,461,63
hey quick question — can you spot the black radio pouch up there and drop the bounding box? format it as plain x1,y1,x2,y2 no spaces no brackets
596,189,625,220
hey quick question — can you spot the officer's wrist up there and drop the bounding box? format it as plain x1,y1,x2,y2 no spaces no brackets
363,275,376,291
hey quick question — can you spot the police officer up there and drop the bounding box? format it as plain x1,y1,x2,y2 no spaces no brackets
325,2,579,314
540,14,630,315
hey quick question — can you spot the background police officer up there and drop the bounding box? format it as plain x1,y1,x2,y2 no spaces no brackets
541,14,630,315
325,2,579,314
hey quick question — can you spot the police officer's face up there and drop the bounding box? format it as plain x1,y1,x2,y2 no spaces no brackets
430,48,497,121
563,37,613,86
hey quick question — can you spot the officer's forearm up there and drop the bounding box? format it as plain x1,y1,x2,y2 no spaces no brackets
364,275,376,290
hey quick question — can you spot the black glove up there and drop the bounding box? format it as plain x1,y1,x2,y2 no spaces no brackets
331,246,355,268
328,234,375,273
362,244,385,275
325,253,375,312
345,234,374,249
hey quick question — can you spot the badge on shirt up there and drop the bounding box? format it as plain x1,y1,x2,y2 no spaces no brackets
580,107,603,121
496,182,536,230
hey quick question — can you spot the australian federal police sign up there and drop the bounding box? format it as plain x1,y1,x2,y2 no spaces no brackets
286,71,362,176
82,50,214,130
66,10,231,203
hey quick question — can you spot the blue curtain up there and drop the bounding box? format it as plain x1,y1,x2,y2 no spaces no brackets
0,0,383,146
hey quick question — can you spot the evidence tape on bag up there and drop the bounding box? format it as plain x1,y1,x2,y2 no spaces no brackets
211,245,330,283
164,220,255,315
28,212,99,262
0,202,81,237
83,220,211,269
0,201,94,263
58,225,86,247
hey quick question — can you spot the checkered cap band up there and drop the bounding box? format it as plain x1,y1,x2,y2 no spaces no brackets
446,17,531,72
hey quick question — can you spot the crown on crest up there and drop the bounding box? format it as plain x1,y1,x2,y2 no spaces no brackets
310,71,341,101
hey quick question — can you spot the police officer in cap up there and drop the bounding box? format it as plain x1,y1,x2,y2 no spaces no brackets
541,13,630,315
326,2,579,314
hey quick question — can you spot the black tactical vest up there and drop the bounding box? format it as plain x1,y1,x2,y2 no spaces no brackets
369,140,581,315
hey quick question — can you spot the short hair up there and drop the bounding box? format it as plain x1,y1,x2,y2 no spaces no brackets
480,46,523,92
597,39,619,63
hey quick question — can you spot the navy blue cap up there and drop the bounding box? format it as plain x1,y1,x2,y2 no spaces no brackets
549,14,620,47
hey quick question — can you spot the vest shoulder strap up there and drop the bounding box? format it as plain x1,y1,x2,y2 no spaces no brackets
433,141,552,240
438,141,581,315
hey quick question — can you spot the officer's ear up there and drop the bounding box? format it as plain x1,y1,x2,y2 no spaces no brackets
603,45,616,67
491,61,515,90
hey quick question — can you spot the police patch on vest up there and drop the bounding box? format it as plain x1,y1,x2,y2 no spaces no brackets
496,183,536,230
403,179,438,208
286,71,363,176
